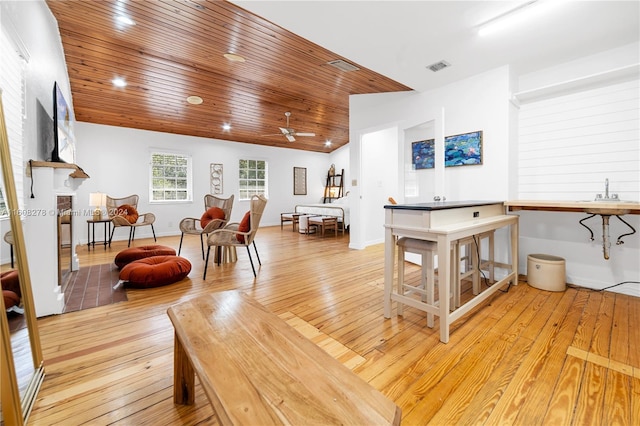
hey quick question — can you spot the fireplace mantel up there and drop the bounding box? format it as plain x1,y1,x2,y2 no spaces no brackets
28,160,90,179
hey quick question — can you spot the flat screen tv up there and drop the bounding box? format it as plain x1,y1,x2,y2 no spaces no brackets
52,82,76,163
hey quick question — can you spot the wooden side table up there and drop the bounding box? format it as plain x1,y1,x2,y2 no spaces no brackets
87,218,112,250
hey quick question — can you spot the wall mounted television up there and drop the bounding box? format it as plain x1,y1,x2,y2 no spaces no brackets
52,82,76,163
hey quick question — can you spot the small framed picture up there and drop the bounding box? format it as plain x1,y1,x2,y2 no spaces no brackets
445,131,483,167
293,167,306,195
412,139,435,170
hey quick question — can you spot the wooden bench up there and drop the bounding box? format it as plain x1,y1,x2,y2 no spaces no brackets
167,290,401,425
308,215,338,237
280,212,301,231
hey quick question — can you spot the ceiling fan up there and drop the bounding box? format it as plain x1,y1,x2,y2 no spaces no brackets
273,111,316,142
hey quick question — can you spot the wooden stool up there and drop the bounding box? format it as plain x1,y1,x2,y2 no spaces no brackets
396,237,462,328
308,216,338,237
280,212,301,231
456,230,495,306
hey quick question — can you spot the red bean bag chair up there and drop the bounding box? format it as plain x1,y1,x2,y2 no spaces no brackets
1,270,21,310
114,245,176,269
119,255,191,288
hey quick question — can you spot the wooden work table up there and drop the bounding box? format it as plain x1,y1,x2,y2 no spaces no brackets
504,200,640,215
384,201,519,343
167,290,401,425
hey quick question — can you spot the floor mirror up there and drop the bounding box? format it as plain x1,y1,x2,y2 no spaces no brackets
1,90,45,424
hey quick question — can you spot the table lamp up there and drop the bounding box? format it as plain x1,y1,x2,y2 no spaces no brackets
89,192,106,221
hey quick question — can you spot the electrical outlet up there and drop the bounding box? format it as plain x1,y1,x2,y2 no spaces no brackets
473,211,479,218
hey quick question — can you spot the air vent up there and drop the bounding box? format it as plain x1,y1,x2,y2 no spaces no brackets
327,59,360,72
427,60,451,72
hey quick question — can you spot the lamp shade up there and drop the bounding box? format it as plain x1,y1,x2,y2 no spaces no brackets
89,192,106,207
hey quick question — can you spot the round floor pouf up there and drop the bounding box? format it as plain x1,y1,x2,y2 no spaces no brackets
1,270,21,310
119,255,191,288
114,245,176,269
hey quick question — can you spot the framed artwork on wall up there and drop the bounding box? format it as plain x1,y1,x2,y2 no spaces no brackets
411,139,435,170
293,167,306,195
445,130,483,167
210,163,223,194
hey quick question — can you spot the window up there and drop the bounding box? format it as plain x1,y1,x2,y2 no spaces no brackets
0,187,7,217
1,27,27,212
239,159,267,200
150,151,192,202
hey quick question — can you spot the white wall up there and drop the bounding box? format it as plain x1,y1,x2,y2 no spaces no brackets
0,1,76,273
348,47,639,295
349,66,513,250
361,127,398,246
513,43,640,296
74,122,341,243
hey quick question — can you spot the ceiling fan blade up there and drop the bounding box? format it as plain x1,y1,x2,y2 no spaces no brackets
279,127,290,135
295,132,315,137
285,134,296,142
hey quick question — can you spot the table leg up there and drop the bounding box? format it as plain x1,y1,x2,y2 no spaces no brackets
173,332,195,405
383,211,394,318
438,234,451,343
511,221,519,284
103,221,108,249
87,221,91,250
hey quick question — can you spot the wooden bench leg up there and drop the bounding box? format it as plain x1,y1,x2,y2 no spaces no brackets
174,332,195,405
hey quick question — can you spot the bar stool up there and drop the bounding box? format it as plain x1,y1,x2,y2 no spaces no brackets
456,230,495,304
396,237,460,328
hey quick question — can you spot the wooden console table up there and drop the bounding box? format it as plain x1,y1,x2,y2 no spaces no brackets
384,201,519,343
167,290,401,425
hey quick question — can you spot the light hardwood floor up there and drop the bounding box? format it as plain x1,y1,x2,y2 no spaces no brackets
18,226,640,425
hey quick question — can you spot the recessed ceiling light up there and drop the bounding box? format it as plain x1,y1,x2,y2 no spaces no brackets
112,77,127,88
186,95,203,105
223,52,246,62
222,123,231,131
325,140,332,147
116,15,135,26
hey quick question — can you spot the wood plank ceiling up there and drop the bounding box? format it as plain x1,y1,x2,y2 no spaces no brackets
46,0,411,153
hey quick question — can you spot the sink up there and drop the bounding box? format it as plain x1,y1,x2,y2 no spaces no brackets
573,200,636,215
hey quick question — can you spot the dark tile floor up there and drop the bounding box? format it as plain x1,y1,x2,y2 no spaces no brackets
64,263,127,313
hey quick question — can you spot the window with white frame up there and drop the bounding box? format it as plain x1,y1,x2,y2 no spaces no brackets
239,159,267,200
149,151,192,202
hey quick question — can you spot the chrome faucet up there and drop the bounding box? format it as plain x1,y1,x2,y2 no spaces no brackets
595,178,618,201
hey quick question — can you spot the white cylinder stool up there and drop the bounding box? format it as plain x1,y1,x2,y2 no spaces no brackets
527,254,566,292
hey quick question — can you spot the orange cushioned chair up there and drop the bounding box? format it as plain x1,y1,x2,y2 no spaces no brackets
106,194,156,247
178,194,234,259
118,255,191,288
203,194,267,279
